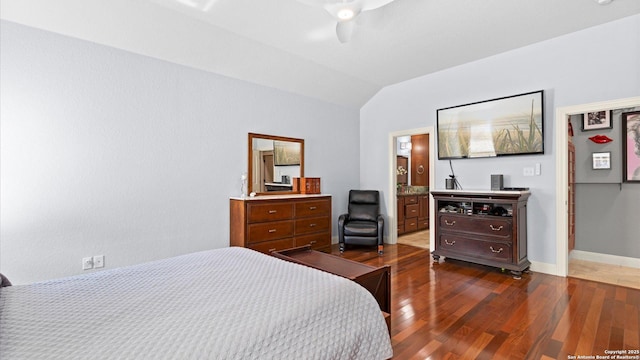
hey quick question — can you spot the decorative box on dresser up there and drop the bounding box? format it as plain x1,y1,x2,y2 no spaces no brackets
430,190,530,278
230,194,332,254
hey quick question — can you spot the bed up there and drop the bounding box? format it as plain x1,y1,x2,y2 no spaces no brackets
0,247,392,359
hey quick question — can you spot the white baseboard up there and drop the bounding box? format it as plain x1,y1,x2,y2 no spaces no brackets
529,261,557,276
570,250,640,269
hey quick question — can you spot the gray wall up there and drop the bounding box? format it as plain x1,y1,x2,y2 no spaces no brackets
360,14,640,267
571,107,640,258
0,20,360,284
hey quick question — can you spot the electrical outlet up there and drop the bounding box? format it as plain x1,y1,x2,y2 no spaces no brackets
82,257,94,270
93,255,104,268
523,167,534,177
535,163,541,176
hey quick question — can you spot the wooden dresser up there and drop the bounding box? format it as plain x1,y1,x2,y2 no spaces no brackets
230,194,332,254
430,190,530,278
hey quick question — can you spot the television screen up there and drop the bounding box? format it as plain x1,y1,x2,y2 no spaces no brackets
273,140,301,166
437,90,544,159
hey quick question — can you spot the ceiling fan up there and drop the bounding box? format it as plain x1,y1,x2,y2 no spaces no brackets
296,0,396,43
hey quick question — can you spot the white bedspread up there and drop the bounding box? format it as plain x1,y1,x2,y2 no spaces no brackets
0,247,392,359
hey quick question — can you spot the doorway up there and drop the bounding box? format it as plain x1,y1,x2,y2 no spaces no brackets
388,127,436,250
555,96,640,277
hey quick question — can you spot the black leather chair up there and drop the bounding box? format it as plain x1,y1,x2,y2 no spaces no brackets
338,190,385,255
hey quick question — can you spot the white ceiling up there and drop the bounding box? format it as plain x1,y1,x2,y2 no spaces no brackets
2,0,639,108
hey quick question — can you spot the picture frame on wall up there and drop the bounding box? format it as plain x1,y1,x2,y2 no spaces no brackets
622,111,640,182
581,110,612,131
592,152,611,170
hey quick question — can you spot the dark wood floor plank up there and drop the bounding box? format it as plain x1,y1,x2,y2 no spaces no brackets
328,244,640,359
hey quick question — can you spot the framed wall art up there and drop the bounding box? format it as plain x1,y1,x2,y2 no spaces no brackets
622,111,640,182
592,152,611,170
581,110,612,131
436,90,544,159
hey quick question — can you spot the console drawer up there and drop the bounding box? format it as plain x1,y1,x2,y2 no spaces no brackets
439,214,512,238
438,233,512,263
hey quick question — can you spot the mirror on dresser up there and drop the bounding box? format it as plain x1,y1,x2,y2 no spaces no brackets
248,133,304,195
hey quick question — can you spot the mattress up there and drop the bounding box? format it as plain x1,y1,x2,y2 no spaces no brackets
0,247,392,359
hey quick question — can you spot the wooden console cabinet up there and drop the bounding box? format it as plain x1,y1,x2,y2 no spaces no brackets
430,190,530,278
230,194,332,254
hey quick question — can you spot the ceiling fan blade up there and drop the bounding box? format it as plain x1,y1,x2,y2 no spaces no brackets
336,20,356,43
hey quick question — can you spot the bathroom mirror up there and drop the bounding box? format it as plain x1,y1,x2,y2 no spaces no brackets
248,133,304,195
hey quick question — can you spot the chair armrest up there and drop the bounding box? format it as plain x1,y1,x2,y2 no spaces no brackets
338,213,349,242
338,213,349,227
377,214,385,245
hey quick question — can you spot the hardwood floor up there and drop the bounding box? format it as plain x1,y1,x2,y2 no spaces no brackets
569,259,640,290
398,230,429,250
331,243,640,360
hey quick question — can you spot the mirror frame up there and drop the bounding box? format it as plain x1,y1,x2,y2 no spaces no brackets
248,133,304,195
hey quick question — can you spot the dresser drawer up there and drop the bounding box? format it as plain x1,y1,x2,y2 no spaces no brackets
438,234,512,263
295,216,330,236
247,203,293,223
418,219,429,230
404,196,418,205
404,218,418,232
439,214,512,238
295,233,331,250
295,200,330,218
248,238,295,254
248,220,294,243
405,204,419,218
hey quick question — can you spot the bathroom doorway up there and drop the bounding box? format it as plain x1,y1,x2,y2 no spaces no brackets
388,127,435,250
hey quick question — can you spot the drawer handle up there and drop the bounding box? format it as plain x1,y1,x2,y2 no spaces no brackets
309,206,317,210
268,248,276,252
489,225,503,231
444,239,456,246
490,246,504,253
268,229,277,233
309,240,317,245
268,210,277,214
444,220,456,226
309,223,317,227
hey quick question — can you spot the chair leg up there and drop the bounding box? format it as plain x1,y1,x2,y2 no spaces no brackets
339,244,345,253
377,245,383,255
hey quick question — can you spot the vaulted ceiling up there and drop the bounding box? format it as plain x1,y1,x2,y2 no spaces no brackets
2,0,639,108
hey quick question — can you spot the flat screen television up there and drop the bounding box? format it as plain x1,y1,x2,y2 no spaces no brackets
437,90,544,159
273,140,301,166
